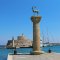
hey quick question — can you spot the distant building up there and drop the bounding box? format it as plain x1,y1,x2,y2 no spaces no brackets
6,34,32,48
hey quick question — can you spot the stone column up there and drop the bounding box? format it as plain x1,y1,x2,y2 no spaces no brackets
31,16,42,55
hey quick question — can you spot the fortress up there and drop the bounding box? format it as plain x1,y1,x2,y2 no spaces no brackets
6,34,32,48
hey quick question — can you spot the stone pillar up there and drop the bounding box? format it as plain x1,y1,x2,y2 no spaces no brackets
31,16,42,55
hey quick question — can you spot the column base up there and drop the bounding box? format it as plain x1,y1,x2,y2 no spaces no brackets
30,51,44,55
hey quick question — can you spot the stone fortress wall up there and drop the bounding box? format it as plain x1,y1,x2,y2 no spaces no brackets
6,34,33,48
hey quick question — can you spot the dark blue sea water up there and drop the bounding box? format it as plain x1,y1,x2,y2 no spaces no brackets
0,46,60,60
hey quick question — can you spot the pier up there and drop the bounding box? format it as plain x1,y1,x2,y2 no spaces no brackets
7,53,60,60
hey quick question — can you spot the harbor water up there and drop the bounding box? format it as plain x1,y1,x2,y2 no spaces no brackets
0,46,60,60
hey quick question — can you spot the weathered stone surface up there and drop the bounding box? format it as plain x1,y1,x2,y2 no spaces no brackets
7,53,60,60
6,35,32,48
31,16,42,55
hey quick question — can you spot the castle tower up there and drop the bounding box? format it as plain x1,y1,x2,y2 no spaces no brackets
31,7,42,55
12,37,15,47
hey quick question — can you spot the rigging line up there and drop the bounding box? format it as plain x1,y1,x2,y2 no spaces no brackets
41,31,45,43
43,19,55,44
41,19,50,44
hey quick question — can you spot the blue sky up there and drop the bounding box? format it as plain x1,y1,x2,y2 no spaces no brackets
0,0,60,45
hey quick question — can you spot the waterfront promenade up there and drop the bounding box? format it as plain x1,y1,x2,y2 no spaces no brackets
7,53,60,60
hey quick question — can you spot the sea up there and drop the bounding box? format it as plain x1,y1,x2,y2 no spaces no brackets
0,45,60,60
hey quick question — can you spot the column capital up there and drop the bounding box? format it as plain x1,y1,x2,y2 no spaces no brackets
31,16,41,23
